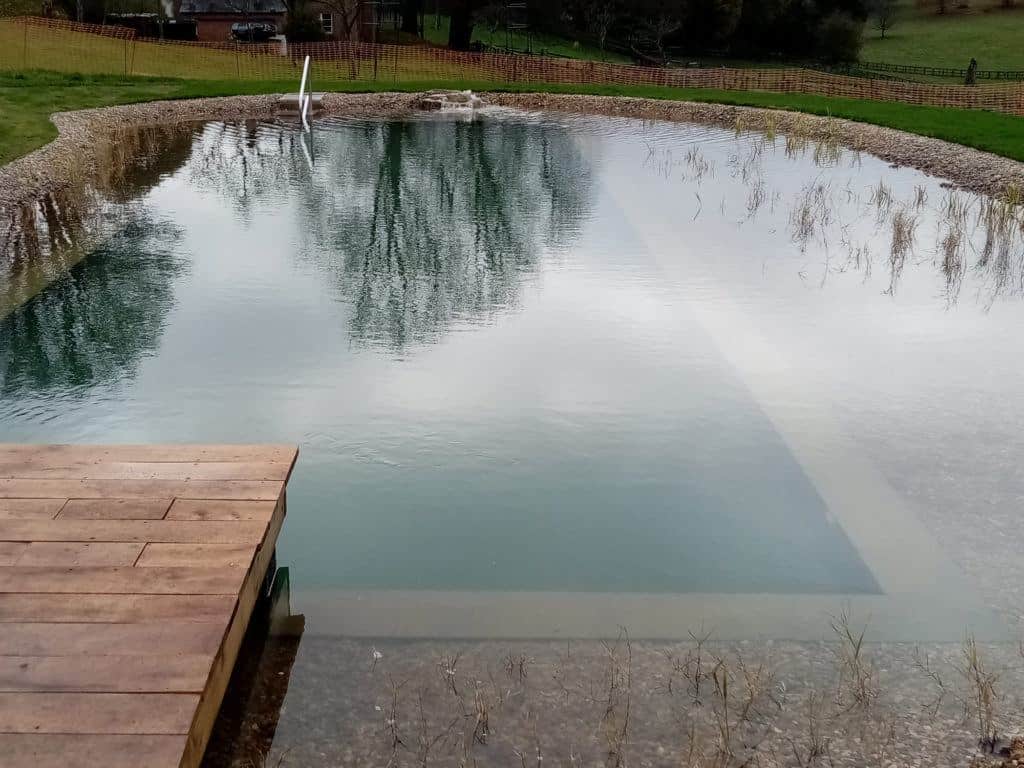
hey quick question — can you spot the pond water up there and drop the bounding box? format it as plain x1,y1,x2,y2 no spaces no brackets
3,107,1024,764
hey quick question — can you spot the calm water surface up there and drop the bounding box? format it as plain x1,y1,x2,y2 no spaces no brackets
2,110,1022,638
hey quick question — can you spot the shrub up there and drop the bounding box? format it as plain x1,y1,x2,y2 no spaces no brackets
284,12,326,42
818,11,864,63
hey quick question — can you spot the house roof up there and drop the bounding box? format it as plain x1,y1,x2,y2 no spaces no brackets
178,0,286,14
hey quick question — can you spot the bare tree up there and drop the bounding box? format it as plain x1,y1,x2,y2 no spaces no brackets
585,0,619,60
870,0,897,38
646,10,682,64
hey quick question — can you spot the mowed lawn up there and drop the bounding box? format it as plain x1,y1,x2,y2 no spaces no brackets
861,0,1024,69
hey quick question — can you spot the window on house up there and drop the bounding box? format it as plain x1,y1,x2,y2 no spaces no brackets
320,12,333,34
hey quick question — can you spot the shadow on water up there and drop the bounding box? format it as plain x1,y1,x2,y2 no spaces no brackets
202,567,305,768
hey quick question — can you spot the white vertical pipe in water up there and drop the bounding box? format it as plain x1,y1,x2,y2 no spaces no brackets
298,55,311,130
299,57,311,131
298,54,310,104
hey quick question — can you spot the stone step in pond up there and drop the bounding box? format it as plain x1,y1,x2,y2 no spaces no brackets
277,92,325,113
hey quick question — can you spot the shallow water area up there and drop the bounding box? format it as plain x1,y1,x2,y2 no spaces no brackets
3,107,1024,766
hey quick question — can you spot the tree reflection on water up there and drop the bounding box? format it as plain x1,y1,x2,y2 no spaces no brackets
0,125,197,397
0,216,188,396
187,114,596,350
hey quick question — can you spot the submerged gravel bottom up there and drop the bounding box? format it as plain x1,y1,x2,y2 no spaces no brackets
203,632,1024,768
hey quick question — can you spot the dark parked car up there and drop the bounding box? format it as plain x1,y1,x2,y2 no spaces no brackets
230,21,277,42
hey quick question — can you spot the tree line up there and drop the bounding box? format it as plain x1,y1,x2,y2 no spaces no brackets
282,0,866,62
436,0,867,63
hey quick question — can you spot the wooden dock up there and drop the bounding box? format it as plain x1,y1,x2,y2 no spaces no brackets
0,444,299,768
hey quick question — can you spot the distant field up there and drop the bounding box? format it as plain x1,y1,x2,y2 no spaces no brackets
0,18,498,81
861,0,1024,69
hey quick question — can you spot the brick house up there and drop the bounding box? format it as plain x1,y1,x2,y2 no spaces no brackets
306,1,378,42
177,0,287,42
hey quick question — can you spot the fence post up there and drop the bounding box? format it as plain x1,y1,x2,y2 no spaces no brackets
23,17,29,69
123,36,128,77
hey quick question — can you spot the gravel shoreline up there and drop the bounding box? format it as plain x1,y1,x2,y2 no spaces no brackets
2,91,1024,212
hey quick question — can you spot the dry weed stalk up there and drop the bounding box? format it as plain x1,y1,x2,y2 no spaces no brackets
912,646,950,720
957,635,1000,752
599,628,633,767
787,691,831,768
829,607,878,712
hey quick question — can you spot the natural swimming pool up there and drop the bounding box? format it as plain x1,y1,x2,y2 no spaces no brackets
6,104,1024,764
1,109,1019,642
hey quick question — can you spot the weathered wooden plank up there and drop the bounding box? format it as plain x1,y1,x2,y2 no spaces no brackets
0,479,283,500
14,542,144,567
0,692,198,735
0,566,246,595
0,444,297,464
136,544,254,569
0,734,186,768
0,543,27,566
0,443,297,768
0,519,268,544
58,498,172,520
0,655,211,692
166,499,277,522
0,594,236,624
179,493,287,768
0,623,223,657
0,461,293,482
0,500,66,520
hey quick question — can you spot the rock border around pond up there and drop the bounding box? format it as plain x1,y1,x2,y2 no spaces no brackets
2,90,1024,212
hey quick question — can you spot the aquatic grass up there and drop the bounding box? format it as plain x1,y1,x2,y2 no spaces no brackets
958,635,1000,753
939,219,967,304
311,613,1024,768
888,205,919,294
869,179,895,223
812,116,843,167
829,607,878,713
685,146,714,183
1003,182,1024,209
783,115,814,159
746,175,768,219
913,185,929,210
790,182,834,250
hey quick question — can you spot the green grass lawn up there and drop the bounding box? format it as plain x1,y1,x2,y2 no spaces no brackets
861,0,1024,69
4,70,1024,168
